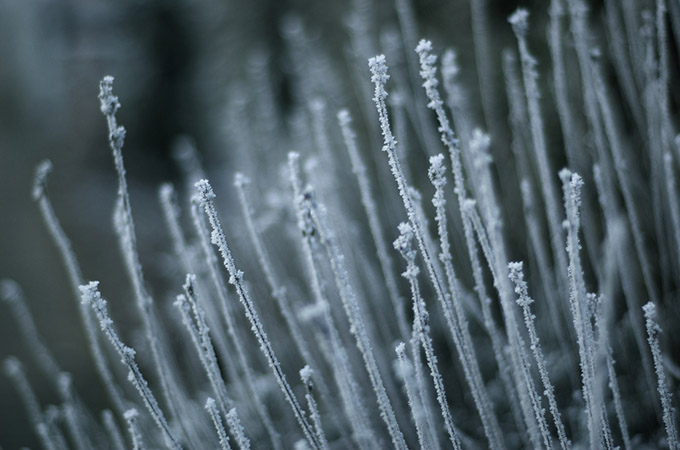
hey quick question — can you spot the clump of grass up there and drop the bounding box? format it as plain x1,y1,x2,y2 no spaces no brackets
3,0,680,448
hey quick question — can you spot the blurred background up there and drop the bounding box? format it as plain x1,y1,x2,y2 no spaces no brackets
0,0,582,447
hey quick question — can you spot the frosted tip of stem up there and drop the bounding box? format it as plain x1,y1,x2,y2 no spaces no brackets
3,356,21,376
508,261,533,305
394,222,414,252
58,372,72,393
79,281,101,305
562,170,584,203
558,168,572,183
643,302,656,320
0,279,20,302
337,109,350,125
589,47,603,61
428,154,446,185
309,98,325,113
299,365,313,384
184,273,197,290
470,129,492,168
159,183,174,199
32,160,53,200
288,151,300,163
205,397,216,409
416,39,437,73
195,179,215,201
234,172,250,188
174,294,187,310
441,49,459,79
461,198,477,212
470,129,491,152
124,408,139,420
507,261,524,274
520,179,530,195
395,342,406,355
226,408,239,421
368,55,389,87
508,8,529,34
415,39,433,55
98,76,120,116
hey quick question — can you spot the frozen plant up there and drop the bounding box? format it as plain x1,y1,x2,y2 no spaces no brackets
3,0,680,449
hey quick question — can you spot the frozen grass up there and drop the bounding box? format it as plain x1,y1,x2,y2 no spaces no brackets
3,0,680,448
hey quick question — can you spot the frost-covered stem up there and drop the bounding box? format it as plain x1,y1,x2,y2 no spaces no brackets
605,347,631,450
1,280,60,384
593,166,658,400
407,334,442,449
395,343,439,450
4,357,59,450
44,406,69,450
100,77,182,430
508,262,571,450
370,53,503,449
469,0,500,141
550,0,604,272
394,0,441,156
58,373,90,450
102,410,127,450
195,179,321,450
300,366,330,450
656,0,672,150
160,185,239,390
508,11,569,298
602,0,645,134
515,330,553,450
644,302,679,449
288,160,406,450
175,275,234,417
309,99,335,168
124,409,146,450
564,0,610,168
469,126,545,448
427,154,502,444
225,409,251,450
247,50,281,149
418,43,495,329
205,398,233,450
460,201,497,282
32,161,127,416
458,202,527,442
394,223,462,450
415,41,466,204
592,57,659,306
560,170,603,449
468,130,551,447
501,49,531,183
440,49,474,166
460,199,534,448
663,153,680,271
79,282,181,450
159,184,193,273
338,109,410,344
587,295,617,450
234,174,322,387
289,155,377,450
548,0,584,171
502,48,569,327
189,197,282,450
518,180,571,347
